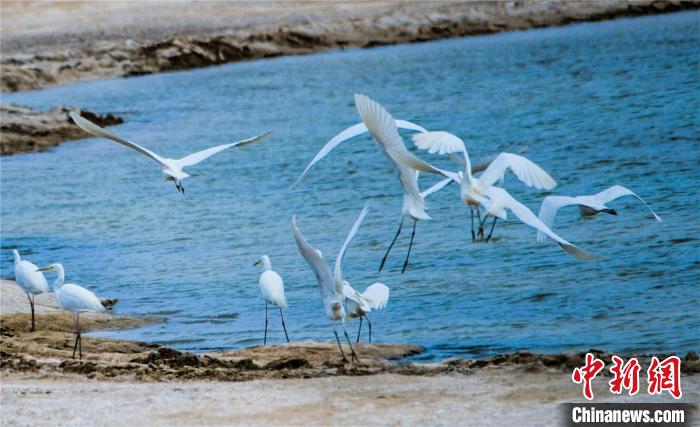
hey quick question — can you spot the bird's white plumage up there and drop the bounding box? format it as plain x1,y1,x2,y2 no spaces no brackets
334,204,369,284
481,187,596,260
361,283,390,310
56,283,105,313
342,282,372,313
293,120,427,187
478,153,556,190
536,185,661,242
13,250,49,295
291,215,336,299
413,131,466,155
69,111,271,187
259,270,287,308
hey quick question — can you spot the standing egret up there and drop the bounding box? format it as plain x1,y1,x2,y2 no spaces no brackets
291,204,369,363
12,250,49,332
254,255,289,345
36,263,105,360
69,111,272,193
343,282,390,343
407,131,556,241
536,185,661,242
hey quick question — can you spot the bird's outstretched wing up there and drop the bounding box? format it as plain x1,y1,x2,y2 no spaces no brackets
292,119,427,188
536,196,584,242
420,172,463,198
479,153,556,190
69,112,168,167
342,283,372,312
593,185,661,221
484,187,596,261
334,204,369,285
413,131,466,155
361,283,389,310
175,131,273,168
291,215,335,298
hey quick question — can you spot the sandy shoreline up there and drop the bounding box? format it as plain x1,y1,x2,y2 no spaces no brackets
2,1,698,93
1,278,698,424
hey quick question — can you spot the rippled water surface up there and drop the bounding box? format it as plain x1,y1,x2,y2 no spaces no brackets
2,12,699,359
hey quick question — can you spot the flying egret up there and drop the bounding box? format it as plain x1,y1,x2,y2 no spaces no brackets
408,131,556,241
254,255,289,345
536,185,661,242
291,204,369,363
477,186,597,260
12,250,49,332
36,263,105,360
343,282,389,343
69,111,272,193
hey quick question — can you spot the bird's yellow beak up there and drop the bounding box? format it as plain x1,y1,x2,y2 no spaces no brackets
253,259,261,266
36,266,52,272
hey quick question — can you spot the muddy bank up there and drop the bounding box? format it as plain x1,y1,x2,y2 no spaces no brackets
2,307,698,383
2,1,698,93
0,104,123,156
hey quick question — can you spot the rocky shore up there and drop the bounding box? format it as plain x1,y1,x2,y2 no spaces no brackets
2,1,698,93
0,104,123,156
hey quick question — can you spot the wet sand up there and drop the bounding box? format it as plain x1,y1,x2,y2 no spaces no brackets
1,279,698,425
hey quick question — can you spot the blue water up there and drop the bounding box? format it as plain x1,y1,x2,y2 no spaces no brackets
1,12,698,360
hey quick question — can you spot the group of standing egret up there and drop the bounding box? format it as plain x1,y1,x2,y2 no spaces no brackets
11,93,660,362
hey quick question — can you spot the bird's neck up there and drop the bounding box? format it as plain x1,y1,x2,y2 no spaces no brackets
261,257,272,271
53,266,65,291
12,250,20,264
462,149,474,186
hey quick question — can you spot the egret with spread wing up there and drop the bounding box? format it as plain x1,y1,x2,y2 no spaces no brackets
36,263,105,360
409,131,556,242
344,282,389,343
536,185,661,242
254,255,289,345
291,204,369,363
13,250,49,332
69,112,272,193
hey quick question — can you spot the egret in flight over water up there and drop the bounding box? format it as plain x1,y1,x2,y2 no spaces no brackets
343,282,389,343
13,250,49,332
536,185,661,242
69,111,272,193
291,204,369,363
409,130,556,242
37,263,105,360
254,255,289,345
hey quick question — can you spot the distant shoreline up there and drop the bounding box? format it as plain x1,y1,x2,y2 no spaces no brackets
1,1,698,93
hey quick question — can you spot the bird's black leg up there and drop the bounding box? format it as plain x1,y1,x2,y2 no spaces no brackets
356,317,363,343
470,209,476,243
263,300,268,345
366,316,373,343
342,324,360,363
77,313,82,360
279,307,290,343
401,220,417,274
27,293,35,332
478,213,488,239
333,327,348,363
379,217,404,272
71,314,79,359
485,217,498,243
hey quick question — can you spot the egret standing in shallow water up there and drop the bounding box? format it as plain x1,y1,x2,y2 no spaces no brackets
254,255,289,345
13,250,49,332
291,204,369,363
37,263,105,360
343,282,390,343
69,112,272,193
536,185,661,242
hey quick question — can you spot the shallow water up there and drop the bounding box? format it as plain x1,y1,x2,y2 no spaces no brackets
2,12,698,360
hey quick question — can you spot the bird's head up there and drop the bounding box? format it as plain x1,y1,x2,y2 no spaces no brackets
36,263,60,273
254,255,271,270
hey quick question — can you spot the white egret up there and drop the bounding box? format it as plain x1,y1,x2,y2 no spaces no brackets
12,250,49,332
407,131,556,241
536,185,661,242
254,255,289,344
291,204,369,363
477,186,597,260
69,111,272,193
343,282,389,343
36,263,105,360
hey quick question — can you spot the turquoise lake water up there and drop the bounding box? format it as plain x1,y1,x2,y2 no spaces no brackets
1,12,698,359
